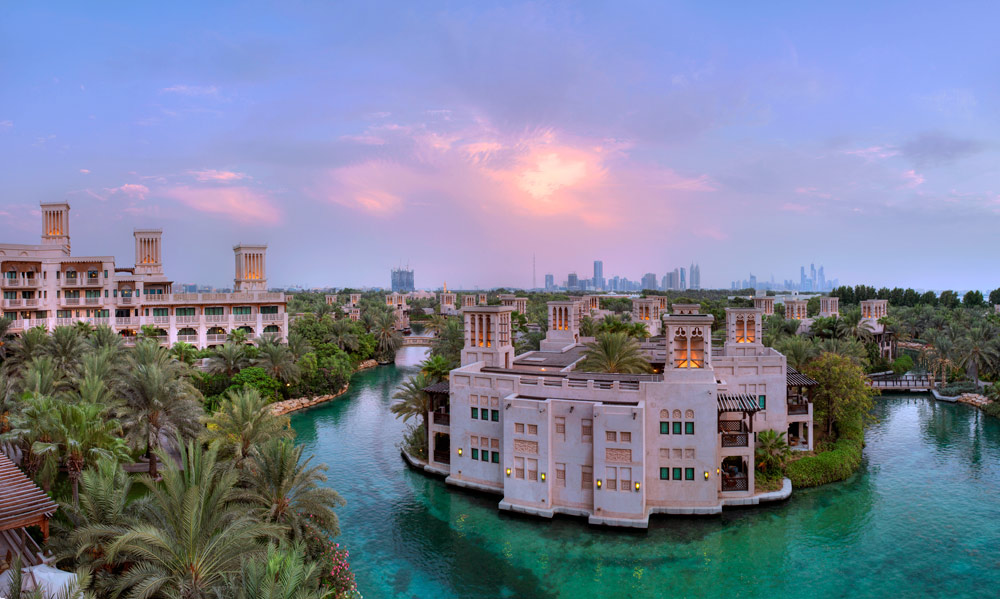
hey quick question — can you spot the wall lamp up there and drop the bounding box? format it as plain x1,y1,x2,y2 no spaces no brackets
596,479,602,489
716,468,720,476
540,472,546,482
634,481,641,492
506,467,511,477
457,448,463,457
704,471,710,480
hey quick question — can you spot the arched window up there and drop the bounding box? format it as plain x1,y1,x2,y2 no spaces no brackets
263,325,279,333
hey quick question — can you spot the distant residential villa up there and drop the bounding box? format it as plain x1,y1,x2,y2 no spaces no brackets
422,299,816,528
1,202,288,347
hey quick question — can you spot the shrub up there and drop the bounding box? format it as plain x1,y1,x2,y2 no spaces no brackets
939,381,980,396
226,366,281,402
398,422,427,460
192,371,231,398
891,354,914,375
786,417,863,488
316,542,361,599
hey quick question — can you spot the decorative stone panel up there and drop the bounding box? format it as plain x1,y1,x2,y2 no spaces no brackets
605,448,632,463
513,439,538,454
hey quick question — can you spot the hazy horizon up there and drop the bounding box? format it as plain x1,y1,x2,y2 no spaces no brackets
3,2,999,290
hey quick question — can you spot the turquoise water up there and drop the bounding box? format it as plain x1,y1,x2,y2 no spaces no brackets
290,347,1000,598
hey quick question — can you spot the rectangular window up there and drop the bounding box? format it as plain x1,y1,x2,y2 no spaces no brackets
555,417,565,435
759,395,766,410
685,468,695,481
621,467,631,491
205,307,224,315
515,457,525,479
480,409,489,421
515,423,524,433
481,450,489,462
491,410,499,422
621,431,631,443
491,451,499,464
260,305,278,314
685,422,694,435
176,307,196,316
471,407,478,419
153,308,168,316
527,424,537,435
606,466,617,491
660,467,669,480
527,459,538,481
233,306,252,315
57,310,71,318
581,466,592,489
672,422,682,435
556,463,566,487
582,419,593,439
471,448,478,460
606,431,617,442
673,467,682,481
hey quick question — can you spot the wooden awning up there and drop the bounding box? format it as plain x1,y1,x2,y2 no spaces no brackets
718,393,761,413
787,366,819,387
0,453,58,534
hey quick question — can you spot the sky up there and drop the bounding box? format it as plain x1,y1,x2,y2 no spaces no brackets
1,1,999,291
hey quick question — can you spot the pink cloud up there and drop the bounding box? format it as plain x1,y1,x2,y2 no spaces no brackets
79,168,90,174
901,169,925,188
107,183,149,200
189,169,249,182
160,186,282,224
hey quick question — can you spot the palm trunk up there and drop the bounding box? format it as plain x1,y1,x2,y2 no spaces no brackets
71,470,80,507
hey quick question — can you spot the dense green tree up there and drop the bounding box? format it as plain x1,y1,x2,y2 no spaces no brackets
209,342,251,377
989,288,1000,307
202,387,292,468
430,318,464,366
939,290,960,309
962,290,985,307
420,354,452,381
804,352,878,437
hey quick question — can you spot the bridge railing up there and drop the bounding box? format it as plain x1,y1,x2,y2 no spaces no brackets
867,375,933,388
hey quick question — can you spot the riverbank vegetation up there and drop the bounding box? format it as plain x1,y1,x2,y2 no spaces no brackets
0,324,361,598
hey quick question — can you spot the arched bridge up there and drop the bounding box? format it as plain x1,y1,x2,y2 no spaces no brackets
401,336,436,347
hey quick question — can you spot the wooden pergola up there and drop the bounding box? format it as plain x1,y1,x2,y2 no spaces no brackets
0,453,58,567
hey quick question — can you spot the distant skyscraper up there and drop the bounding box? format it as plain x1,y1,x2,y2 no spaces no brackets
641,272,658,291
544,273,554,290
391,266,414,293
593,260,604,291
680,267,686,290
800,266,807,291
818,266,826,291
690,263,701,290
567,272,579,290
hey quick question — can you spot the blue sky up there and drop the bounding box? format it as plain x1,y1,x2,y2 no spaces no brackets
1,2,998,290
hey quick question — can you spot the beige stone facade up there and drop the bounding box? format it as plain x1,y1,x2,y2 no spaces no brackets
1,203,288,347
428,301,812,528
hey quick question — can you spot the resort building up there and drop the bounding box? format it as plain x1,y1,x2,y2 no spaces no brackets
753,295,774,316
425,299,813,528
439,291,457,315
499,294,528,315
860,299,895,359
462,295,476,308
386,293,410,331
631,298,662,337
819,296,839,318
1,202,288,347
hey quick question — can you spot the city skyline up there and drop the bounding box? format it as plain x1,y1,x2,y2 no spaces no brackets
4,3,1000,290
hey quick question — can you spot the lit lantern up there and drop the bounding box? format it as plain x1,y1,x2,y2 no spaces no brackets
540,472,546,482
634,481,641,492
457,448,463,457
506,468,511,477
596,479,602,489
704,471,710,480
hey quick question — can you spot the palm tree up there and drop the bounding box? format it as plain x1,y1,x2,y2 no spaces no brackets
33,401,130,506
228,328,251,345
255,343,300,386
424,314,447,336
208,342,251,377
420,354,452,382
2,393,61,487
201,387,292,469
430,318,463,365
755,429,791,472
57,458,143,594
72,320,94,338
597,315,629,335
577,332,652,374
0,316,13,361
20,355,68,396
87,324,123,355
580,316,597,337
627,322,651,340
774,336,818,371
372,311,402,363
2,325,49,375
954,325,1000,387
107,442,283,598
237,440,346,546
815,338,869,367
286,333,313,361
227,542,324,599
170,341,199,365
0,373,16,434
391,373,432,434
120,341,203,477
46,326,86,379
326,318,360,353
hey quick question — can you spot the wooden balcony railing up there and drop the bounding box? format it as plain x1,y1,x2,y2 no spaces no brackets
719,420,749,448
722,474,748,492
787,403,809,415
433,412,450,426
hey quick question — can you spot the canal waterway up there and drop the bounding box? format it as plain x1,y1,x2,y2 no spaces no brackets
289,347,1000,598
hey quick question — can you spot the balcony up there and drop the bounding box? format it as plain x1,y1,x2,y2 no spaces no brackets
719,420,749,448
722,474,749,492
61,277,80,287
2,278,40,288
176,315,200,324
2,299,22,308
91,317,111,326
788,402,809,415
152,315,171,325
63,297,81,306
177,334,199,343
118,296,135,306
261,312,283,322
433,411,451,426
115,317,139,326
85,297,101,306
205,314,227,323
206,333,227,344
233,313,256,323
